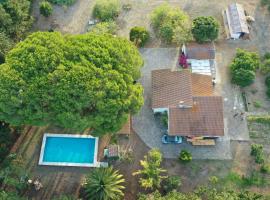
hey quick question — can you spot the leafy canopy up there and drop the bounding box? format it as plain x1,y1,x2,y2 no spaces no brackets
129,26,150,47
40,1,53,17
151,3,191,44
84,167,125,200
0,32,144,135
133,149,167,190
230,49,260,87
191,16,220,43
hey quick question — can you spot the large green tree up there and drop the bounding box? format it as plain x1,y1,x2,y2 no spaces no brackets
191,16,219,43
0,32,13,64
151,3,191,44
0,32,144,135
230,49,260,87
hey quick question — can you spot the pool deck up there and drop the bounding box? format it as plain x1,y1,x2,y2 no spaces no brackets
11,126,110,199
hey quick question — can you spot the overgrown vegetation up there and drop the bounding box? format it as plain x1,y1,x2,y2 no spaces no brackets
247,115,270,124
93,0,120,22
260,52,270,74
230,49,260,87
191,16,219,43
133,149,167,190
0,32,144,136
40,1,53,17
261,0,270,12
150,3,191,44
251,144,264,164
129,26,150,47
162,176,181,193
0,0,33,63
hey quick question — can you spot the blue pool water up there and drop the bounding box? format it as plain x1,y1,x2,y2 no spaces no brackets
43,136,96,164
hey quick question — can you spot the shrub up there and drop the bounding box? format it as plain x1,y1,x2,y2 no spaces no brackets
260,164,270,174
163,176,181,193
179,150,192,163
260,59,270,74
253,100,262,108
265,76,270,87
93,0,120,22
48,0,76,6
267,88,270,98
161,112,168,128
129,26,150,47
0,121,13,163
251,144,264,164
191,16,219,43
0,32,13,64
89,21,117,35
150,3,191,44
40,1,53,17
264,52,270,60
230,49,259,87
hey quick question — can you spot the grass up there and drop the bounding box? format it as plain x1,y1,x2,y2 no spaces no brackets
247,115,270,125
253,100,262,108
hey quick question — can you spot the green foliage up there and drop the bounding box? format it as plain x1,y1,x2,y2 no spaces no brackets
261,0,270,6
230,49,259,87
0,121,13,163
191,16,219,43
253,100,262,108
0,32,13,64
0,191,26,200
150,3,191,44
163,176,181,193
133,149,167,190
247,115,270,124
48,0,76,6
83,167,125,200
267,88,270,98
265,76,270,87
93,0,120,22
251,144,264,164
129,26,150,47
260,59,270,74
0,0,33,40
89,21,118,35
179,150,192,163
0,32,144,135
260,164,270,174
0,155,29,196
242,171,268,187
40,1,53,17
161,112,168,128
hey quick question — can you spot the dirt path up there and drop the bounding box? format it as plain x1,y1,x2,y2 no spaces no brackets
32,0,95,34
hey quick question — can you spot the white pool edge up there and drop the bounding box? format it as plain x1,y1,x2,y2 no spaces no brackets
39,133,99,167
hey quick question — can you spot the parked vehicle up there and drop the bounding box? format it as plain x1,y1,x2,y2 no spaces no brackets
162,134,182,144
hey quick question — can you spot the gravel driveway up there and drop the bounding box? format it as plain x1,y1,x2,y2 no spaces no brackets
133,48,232,160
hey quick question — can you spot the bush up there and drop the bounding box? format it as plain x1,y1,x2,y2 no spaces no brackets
0,32,13,64
260,164,270,174
253,100,262,108
161,112,168,128
251,144,264,164
150,3,191,44
191,16,219,43
179,150,192,163
48,0,76,5
163,176,181,193
267,88,270,98
260,59,270,74
0,121,13,163
40,1,53,17
230,49,259,87
89,21,117,35
93,0,120,22
266,76,270,88
129,26,150,47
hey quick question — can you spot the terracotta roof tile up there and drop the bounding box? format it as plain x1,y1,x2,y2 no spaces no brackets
191,74,214,96
152,69,193,108
168,96,224,136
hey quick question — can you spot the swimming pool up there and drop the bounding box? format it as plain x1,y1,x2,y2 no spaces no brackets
39,133,99,167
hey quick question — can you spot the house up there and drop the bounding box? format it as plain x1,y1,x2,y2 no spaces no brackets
152,69,224,144
222,3,250,39
181,42,216,77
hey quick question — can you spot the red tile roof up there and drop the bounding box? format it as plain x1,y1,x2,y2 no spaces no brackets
152,69,193,108
191,73,214,96
168,96,224,136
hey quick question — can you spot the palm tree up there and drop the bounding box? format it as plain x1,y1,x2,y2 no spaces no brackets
84,167,125,200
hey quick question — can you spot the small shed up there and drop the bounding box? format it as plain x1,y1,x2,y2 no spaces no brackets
223,3,250,39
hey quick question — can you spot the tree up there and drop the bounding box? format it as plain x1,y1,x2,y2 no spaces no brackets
129,26,150,47
83,167,125,200
151,3,191,44
93,0,120,22
0,32,144,135
40,1,53,17
191,16,219,43
0,32,13,64
230,49,260,87
133,149,167,190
